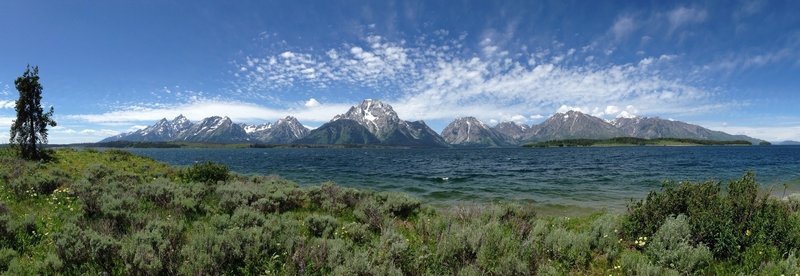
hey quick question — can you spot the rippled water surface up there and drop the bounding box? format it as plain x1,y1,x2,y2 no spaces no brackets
126,146,800,209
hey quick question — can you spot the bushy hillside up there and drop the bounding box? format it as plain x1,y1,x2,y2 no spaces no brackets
0,149,798,275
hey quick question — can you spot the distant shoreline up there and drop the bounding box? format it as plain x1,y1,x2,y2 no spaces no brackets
41,137,779,149
522,137,762,148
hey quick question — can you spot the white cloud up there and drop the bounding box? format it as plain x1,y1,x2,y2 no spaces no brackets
304,98,321,108
0,83,9,96
707,125,800,142
79,129,119,136
735,0,765,18
0,116,13,128
610,16,636,39
0,100,14,109
128,125,148,132
605,105,621,115
667,6,707,33
616,110,636,119
67,98,352,124
391,56,712,123
705,47,795,73
231,33,727,126
46,127,122,144
556,105,585,114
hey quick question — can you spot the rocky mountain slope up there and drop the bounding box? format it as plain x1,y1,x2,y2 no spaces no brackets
245,116,310,144
492,121,529,143
525,111,625,142
441,117,510,147
612,116,762,144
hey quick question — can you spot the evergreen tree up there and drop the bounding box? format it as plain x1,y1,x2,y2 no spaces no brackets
9,65,56,160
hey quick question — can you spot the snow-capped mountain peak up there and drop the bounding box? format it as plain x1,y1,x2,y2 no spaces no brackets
332,99,403,139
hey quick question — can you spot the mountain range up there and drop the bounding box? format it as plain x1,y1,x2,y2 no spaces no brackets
101,99,764,147
101,115,309,144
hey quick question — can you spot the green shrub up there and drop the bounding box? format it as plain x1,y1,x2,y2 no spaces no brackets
375,229,411,271
217,179,306,214
760,253,800,276
97,193,139,234
619,250,678,276
474,221,528,275
787,193,800,212
0,214,14,247
589,214,622,264
180,161,229,183
84,163,115,183
284,237,348,275
7,170,67,198
624,172,800,260
11,214,41,251
542,227,591,267
6,252,65,275
646,215,711,273
331,250,371,275
307,182,365,214
105,149,133,162
419,218,480,274
54,224,121,272
230,207,267,228
456,264,482,276
535,262,565,276
137,178,206,214
180,226,249,275
623,178,721,240
380,193,421,219
305,214,339,238
0,248,17,271
121,219,184,275
354,198,385,232
740,242,780,273
337,222,372,244
179,217,291,275
498,203,537,237
252,185,307,213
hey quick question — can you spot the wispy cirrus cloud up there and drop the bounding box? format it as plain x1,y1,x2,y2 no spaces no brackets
667,6,707,33
231,32,725,125
610,15,637,40
702,33,800,75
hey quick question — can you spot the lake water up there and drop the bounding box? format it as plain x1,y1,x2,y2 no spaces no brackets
126,146,800,210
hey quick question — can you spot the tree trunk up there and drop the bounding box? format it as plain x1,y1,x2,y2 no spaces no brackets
28,97,37,159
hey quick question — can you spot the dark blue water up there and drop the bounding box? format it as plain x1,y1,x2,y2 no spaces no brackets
126,146,800,209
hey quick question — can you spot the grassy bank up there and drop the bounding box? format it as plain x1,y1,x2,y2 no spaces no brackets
0,148,798,275
524,137,755,148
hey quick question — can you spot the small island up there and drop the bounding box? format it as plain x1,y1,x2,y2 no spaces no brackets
523,137,754,148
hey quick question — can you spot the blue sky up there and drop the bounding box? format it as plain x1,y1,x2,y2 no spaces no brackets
1,0,799,143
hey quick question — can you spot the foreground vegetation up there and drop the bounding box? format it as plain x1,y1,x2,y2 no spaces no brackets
524,137,755,147
0,148,798,275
